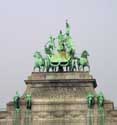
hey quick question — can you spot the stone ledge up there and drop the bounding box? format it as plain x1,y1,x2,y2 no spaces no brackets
25,79,97,88
28,71,93,81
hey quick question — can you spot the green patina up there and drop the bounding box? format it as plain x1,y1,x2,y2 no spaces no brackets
13,91,20,112
66,19,71,35
97,92,105,125
97,92,105,108
86,93,105,125
78,50,90,71
87,93,95,109
33,21,90,72
25,94,32,110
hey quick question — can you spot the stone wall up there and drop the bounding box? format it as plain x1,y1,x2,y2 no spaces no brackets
0,72,117,125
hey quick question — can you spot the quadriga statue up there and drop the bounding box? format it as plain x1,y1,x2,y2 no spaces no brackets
33,21,90,72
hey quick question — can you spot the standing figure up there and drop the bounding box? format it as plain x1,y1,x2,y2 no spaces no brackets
48,35,56,53
97,92,104,108
13,91,20,111
25,94,32,110
65,20,75,57
65,36,75,59
66,19,71,35
58,30,65,51
87,93,95,108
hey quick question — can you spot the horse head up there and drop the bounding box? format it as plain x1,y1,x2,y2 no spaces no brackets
81,50,89,58
33,51,42,59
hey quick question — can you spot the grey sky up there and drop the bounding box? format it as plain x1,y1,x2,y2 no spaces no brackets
0,0,117,108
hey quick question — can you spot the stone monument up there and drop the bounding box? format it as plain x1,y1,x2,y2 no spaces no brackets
0,21,117,125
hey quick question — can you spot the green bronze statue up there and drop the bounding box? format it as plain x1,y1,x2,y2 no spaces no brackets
57,30,66,52
65,20,75,55
77,50,90,71
25,94,32,110
70,57,77,71
87,93,95,108
13,91,20,111
45,35,55,54
58,30,65,43
33,51,51,72
66,19,70,35
97,92,105,125
97,92,104,108
33,51,45,72
33,21,91,72
65,35,75,56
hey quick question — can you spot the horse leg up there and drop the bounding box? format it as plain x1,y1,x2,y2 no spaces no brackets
33,66,36,72
70,61,72,71
73,61,77,71
71,63,74,71
46,62,49,72
74,65,77,71
52,66,54,72
75,60,78,71
88,65,90,72
47,66,49,72
83,66,85,71
78,65,81,71
85,65,90,72
69,62,73,71
39,67,41,72
68,65,70,71
67,65,69,71
43,67,44,72
66,66,67,72
54,67,56,72
58,65,63,72
43,66,45,72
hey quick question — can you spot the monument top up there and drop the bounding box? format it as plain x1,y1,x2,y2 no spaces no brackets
33,21,90,72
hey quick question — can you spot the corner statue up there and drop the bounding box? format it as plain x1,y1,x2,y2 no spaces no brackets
97,92,104,108
33,21,90,72
25,94,32,110
87,93,95,108
13,91,20,112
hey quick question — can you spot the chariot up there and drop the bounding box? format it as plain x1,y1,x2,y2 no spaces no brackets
33,21,90,72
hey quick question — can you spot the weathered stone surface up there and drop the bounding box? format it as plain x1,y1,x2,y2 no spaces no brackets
28,71,93,80
0,72,117,125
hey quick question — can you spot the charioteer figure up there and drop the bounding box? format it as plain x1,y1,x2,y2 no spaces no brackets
48,35,55,52
66,19,71,35
57,30,66,52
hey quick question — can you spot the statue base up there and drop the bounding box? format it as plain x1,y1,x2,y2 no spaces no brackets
0,71,117,125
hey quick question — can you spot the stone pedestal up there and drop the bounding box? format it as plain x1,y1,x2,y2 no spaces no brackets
0,72,117,125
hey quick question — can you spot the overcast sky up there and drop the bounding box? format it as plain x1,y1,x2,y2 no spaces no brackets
0,0,117,108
